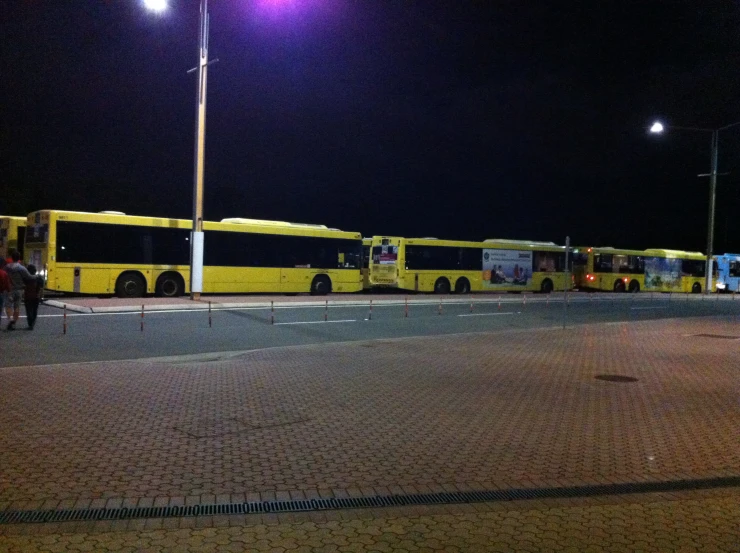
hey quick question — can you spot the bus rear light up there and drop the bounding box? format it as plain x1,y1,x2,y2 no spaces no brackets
587,274,595,281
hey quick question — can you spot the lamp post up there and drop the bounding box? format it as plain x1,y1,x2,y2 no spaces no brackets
189,0,210,300
144,0,213,300
649,120,740,294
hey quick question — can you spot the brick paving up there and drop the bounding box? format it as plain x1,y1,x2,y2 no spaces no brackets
1,316,739,551
2,492,738,552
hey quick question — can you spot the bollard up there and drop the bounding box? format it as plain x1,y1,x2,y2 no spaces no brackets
63,304,67,335
470,296,474,313
546,295,549,308
325,299,328,322
208,301,212,328
523,294,526,308
141,305,144,332
438,299,442,315
368,299,373,320
271,301,274,325
498,296,501,310
405,296,409,318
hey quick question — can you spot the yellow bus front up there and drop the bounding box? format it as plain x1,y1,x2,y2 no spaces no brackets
368,236,402,288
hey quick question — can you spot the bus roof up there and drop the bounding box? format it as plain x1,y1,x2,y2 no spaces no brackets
395,236,565,250
484,238,557,246
644,248,705,259
577,246,646,256
27,210,360,239
220,217,328,229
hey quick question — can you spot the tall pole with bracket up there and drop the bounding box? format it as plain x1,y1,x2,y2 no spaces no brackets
189,0,210,300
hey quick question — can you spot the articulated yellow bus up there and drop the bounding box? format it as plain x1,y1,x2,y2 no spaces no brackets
0,216,27,261
572,246,709,293
368,236,570,293
24,210,363,297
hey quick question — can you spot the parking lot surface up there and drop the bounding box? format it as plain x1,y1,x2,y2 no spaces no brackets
1,316,738,551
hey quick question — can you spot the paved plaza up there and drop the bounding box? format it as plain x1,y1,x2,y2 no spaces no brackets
1,316,739,551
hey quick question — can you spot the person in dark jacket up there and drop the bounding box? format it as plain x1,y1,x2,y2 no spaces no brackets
4,249,33,331
23,264,44,330
0,258,11,328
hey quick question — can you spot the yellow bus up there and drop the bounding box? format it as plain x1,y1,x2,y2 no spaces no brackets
572,246,708,293
0,216,27,261
24,210,363,297
368,236,570,294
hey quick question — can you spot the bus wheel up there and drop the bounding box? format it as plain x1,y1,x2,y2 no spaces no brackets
434,277,451,294
310,275,332,296
454,278,471,294
540,278,553,293
613,279,626,293
628,280,640,293
115,272,146,298
155,272,184,297
692,283,702,294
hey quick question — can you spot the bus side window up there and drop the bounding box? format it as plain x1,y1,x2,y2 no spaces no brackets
730,261,740,277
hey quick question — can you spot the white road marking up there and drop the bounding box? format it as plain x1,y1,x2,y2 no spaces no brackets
630,307,669,310
457,312,516,317
273,319,357,326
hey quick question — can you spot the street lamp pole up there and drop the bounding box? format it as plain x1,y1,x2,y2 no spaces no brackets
650,120,740,294
705,129,719,295
190,0,209,300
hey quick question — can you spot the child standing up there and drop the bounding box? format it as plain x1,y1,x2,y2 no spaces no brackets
24,264,44,330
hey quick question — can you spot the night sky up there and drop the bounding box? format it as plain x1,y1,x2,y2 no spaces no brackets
2,1,740,253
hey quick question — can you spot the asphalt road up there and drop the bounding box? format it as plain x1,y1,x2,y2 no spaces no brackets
2,294,739,368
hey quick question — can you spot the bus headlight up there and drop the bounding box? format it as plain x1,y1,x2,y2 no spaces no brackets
716,282,726,290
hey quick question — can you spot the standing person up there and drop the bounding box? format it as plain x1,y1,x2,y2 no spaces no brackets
24,264,44,330
0,259,11,327
4,249,33,331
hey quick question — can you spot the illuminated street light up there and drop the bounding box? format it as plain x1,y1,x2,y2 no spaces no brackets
649,120,740,293
143,0,168,13
146,0,213,300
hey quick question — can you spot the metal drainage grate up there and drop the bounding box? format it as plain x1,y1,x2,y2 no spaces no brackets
1,476,738,526
595,374,639,383
692,334,740,340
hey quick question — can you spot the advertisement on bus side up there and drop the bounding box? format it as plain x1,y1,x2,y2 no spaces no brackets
644,257,681,290
482,249,532,288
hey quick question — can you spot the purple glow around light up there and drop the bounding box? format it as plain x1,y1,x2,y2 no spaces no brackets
249,0,340,26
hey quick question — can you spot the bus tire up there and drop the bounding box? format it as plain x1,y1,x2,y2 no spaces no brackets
613,279,626,293
310,275,332,296
434,277,451,294
692,282,702,294
155,272,184,297
115,272,147,298
540,278,553,293
454,278,471,294
628,280,640,293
